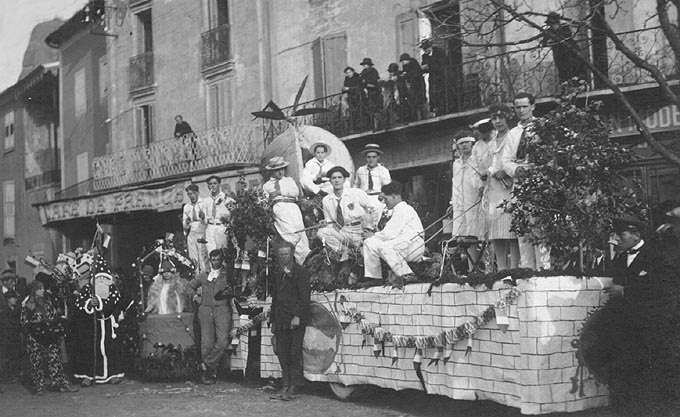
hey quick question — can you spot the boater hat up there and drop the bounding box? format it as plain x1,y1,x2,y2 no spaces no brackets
361,143,383,155
264,156,290,171
310,142,331,156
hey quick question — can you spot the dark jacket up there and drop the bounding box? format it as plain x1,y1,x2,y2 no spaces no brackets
186,269,234,308
360,66,380,90
174,121,194,138
611,242,667,302
270,264,310,333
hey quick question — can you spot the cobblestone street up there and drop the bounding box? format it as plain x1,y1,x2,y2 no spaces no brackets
0,377,628,417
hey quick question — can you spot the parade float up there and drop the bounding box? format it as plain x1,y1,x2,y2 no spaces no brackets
225,83,650,414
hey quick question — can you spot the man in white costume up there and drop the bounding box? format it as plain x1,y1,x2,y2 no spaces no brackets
200,175,233,253
262,156,311,265
317,166,378,259
363,181,424,285
183,183,207,273
502,92,550,270
353,143,391,228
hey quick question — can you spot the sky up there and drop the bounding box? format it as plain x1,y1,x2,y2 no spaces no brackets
0,0,84,92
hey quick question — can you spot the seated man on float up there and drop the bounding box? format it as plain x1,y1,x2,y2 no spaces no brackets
317,166,379,260
363,181,424,286
300,142,349,197
262,156,311,265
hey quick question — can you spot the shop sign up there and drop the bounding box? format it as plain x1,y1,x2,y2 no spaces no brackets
38,181,188,225
609,104,680,137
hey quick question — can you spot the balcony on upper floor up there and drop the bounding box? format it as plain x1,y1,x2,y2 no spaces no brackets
92,124,264,191
129,51,154,93
262,29,677,143
201,23,231,73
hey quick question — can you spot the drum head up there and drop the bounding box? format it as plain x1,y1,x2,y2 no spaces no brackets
303,301,342,374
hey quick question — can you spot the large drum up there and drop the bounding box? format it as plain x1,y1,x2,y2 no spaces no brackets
302,301,343,374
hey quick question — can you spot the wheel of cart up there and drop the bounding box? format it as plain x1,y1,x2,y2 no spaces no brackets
328,382,357,400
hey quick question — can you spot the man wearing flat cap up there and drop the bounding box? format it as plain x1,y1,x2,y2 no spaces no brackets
262,157,310,265
317,166,380,260
353,144,391,228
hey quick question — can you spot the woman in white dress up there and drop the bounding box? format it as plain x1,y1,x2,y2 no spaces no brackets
486,104,521,270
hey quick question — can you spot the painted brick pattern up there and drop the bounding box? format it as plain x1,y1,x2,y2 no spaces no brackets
254,277,613,415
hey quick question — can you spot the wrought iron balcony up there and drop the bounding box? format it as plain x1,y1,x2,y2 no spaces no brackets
263,30,676,143
129,51,154,92
201,24,231,71
92,124,264,191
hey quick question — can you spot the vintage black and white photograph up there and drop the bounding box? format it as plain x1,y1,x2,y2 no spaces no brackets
0,0,679,416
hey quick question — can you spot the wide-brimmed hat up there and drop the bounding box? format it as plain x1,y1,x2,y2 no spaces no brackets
361,143,383,155
613,215,647,234
399,53,411,61
310,142,331,156
360,57,374,66
264,156,290,171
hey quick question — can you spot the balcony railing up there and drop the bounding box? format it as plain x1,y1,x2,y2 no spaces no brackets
263,30,676,142
129,51,154,92
201,24,231,70
92,124,264,191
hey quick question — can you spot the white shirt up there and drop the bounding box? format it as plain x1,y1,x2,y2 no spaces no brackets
262,176,301,201
375,201,424,242
183,200,205,231
301,158,350,194
200,191,232,225
626,239,645,267
321,188,377,226
353,164,391,194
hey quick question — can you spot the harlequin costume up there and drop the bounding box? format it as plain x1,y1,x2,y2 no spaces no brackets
71,255,125,384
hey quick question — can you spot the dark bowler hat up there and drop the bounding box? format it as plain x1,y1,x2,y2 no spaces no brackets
361,143,383,155
387,63,399,73
326,166,350,178
399,53,411,62
546,12,561,24
613,214,647,234
360,58,374,66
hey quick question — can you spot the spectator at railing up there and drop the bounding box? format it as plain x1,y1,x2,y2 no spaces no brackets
174,115,194,138
399,53,427,122
342,66,367,132
540,12,588,84
359,58,382,130
420,39,447,116
379,63,403,127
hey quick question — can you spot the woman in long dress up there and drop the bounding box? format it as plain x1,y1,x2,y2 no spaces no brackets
486,104,521,270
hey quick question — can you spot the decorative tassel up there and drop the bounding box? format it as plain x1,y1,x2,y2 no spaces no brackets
428,347,443,367
391,347,399,366
241,252,250,271
465,336,473,357
413,349,427,393
443,344,454,364
373,340,382,357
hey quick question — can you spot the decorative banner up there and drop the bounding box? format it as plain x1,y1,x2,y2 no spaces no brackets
37,181,189,225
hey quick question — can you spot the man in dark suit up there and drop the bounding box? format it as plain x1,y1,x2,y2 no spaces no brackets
269,240,310,401
606,215,661,298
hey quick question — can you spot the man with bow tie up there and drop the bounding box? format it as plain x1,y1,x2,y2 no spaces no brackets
183,183,207,273
185,249,234,384
606,215,661,298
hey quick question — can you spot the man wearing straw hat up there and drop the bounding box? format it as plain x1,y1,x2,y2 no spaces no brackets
353,143,391,228
262,156,311,265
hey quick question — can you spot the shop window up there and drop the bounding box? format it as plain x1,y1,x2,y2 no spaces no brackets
3,180,15,241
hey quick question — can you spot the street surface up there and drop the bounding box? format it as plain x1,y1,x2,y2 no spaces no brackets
0,376,635,417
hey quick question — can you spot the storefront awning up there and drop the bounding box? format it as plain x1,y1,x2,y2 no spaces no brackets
36,181,188,225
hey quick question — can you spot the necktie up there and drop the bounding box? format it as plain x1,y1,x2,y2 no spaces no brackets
335,199,344,226
274,179,281,194
368,168,374,191
191,204,197,221
212,197,217,219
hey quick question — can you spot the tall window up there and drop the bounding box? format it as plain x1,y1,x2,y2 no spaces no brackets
136,9,153,54
311,32,347,97
208,0,229,29
135,103,154,145
207,80,231,129
74,67,87,117
3,180,15,240
3,111,14,151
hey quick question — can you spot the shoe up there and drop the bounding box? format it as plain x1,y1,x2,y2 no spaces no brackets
59,384,79,393
200,373,216,385
80,378,93,387
109,376,123,385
